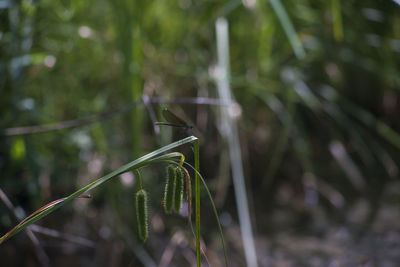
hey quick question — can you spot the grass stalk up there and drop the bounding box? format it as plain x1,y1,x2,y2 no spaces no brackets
193,139,201,267
0,136,197,244
215,17,258,267
268,0,306,59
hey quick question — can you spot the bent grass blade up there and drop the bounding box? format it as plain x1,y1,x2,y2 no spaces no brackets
0,136,198,244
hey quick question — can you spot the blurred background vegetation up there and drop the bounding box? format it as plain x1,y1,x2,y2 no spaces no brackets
1,0,400,266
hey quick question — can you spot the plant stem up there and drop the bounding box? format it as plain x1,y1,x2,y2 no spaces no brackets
194,139,201,267
135,169,143,190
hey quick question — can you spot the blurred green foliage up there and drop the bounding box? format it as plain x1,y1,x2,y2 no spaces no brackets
1,0,400,266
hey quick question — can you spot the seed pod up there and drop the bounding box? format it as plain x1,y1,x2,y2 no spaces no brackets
174,167,184,213
181,166,192,223
136,189,148,242
164,165,176,214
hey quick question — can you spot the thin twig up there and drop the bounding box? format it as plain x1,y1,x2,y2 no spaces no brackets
28,225,95,248
0,188,51,267
2,102,139,136
0,194,91,245
142,94,160,135
2,97,235,136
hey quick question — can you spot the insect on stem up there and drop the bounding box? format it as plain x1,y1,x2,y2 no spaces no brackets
155,109,193,130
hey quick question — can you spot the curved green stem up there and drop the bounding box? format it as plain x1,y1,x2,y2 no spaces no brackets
134,169,143,190
0,136,197,244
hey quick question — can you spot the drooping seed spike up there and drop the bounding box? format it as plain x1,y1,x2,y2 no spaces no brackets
174,167,184,213
136,189,148,242
181,166,192,223
164,165,176,214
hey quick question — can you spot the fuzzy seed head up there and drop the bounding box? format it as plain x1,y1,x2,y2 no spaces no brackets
174,167,184,213
136,189,148,242
164,165,176,214
182,166,192,222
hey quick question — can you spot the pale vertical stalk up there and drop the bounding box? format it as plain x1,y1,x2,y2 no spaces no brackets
269,0,306,59
215,17,259,267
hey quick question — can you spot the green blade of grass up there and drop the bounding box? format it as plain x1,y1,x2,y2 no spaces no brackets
0,136,197,244
269,0,306,59
332,0,343,42
320,86,400,149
